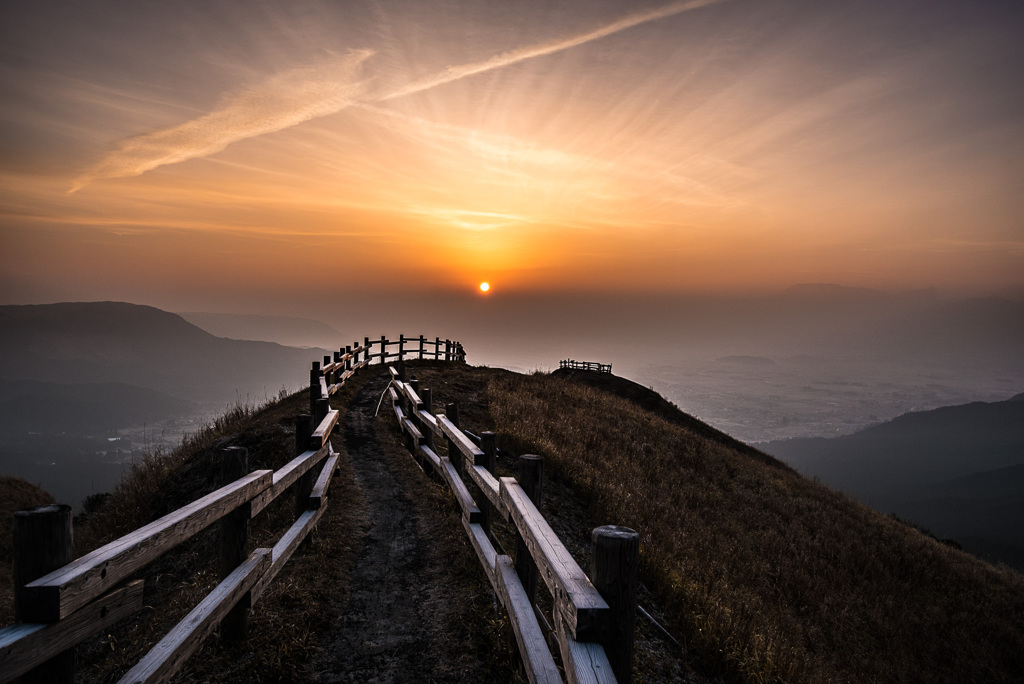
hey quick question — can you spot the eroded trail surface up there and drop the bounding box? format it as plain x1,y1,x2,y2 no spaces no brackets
304,370,503,683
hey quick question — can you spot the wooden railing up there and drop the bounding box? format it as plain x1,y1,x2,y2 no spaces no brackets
559,359,612,373
0,336,464,684
387,366,639,684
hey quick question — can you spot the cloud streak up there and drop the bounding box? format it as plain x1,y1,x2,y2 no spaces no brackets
71,50,373,191
379,0,729,101
71,0,728,190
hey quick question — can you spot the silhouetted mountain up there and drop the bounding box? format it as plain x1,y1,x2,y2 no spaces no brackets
764,395,1024,568
178,311,344,349
0,302,330,404
0,380,195,435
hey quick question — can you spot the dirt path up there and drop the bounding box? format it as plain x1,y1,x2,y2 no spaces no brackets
304,370,510,683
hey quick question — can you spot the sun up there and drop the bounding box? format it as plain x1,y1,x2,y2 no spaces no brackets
479,282,490,293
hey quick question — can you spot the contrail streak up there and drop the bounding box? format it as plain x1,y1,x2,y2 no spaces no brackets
71,0,728,190
378,0,729,101
71,50,373,192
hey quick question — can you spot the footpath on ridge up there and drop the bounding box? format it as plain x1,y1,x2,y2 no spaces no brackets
303,369,507,683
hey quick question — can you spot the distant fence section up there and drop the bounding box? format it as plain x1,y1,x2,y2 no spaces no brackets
1,335,464,684
559,359,612,374
387,365,638,684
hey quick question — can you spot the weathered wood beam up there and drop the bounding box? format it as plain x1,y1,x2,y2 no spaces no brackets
460,520,497,589
500,478,609,641
419,444,442,472
309,454,340,509
117,550,271,684
465,464,504,518
0,581,144,683
416,409,439,436
251,508,325,603
495,556,563,684
249,446,328,518
436,414,484,463
555,613,616,684
439,458,481,523
22,471,272,622
309,409,339,449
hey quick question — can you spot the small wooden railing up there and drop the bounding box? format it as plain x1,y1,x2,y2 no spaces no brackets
387,366,638,684
559,359,612,374
0,336,464,684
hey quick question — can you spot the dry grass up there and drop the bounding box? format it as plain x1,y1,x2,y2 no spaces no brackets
487,372,1024,684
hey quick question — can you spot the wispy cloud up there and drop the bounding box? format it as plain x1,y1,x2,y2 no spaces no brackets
378,0,729,101
71,0,729,190
71,50,373,191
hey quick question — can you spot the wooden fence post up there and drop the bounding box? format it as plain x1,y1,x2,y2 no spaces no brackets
419,335,425,360
480,432,497,536
13,504,74,683
379,335,387,364
434,336,441,359
364,336,370,364
516,455,543,605
315,397,330,428
445,402,461,472
399,334,405,361
309,362,321,418
295,414,315,518
218,446,250,641
421,388,434,450
591,526,640,684
345,345,352,371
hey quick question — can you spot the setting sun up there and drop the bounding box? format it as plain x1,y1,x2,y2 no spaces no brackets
479,282,490,293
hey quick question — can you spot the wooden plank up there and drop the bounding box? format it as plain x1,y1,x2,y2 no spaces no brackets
419,444,442,472
466,464,504,518
0,580,144,683
388,365,399,379
117,550,271,684
401,418,424,443
461,520,497,588
249,446,328,518
417,409,439,435
309,454,340,509
22,470,272,623
310,409,339,449
401,384,423,410
387,386,399,403
437,414,484,463
439,458,481,523
251,508,325,603
393,403,405,423
495,556,563,684
319,376,329,398
500,479,609,641
555,613,616,684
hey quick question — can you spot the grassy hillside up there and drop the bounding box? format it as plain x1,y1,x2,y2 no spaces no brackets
473,368,1022,683
6,362,1023,683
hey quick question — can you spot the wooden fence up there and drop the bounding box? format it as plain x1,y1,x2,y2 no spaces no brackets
0,336,464,684
559,359,612,374
387,366,639,684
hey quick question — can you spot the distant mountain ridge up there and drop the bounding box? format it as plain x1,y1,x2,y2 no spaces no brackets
764,394,1024,568
178,311,344,349
0,302,329,404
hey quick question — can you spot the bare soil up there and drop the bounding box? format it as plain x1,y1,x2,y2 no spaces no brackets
302,369,517,683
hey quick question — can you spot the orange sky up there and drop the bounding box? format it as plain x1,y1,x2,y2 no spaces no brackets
2,0,1023,314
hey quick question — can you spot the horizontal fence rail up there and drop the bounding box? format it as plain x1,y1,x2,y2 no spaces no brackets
559,359,612,374
2,335,465,684
386,365,639,684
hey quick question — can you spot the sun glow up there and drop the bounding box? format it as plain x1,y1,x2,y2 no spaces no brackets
479,282,490,293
